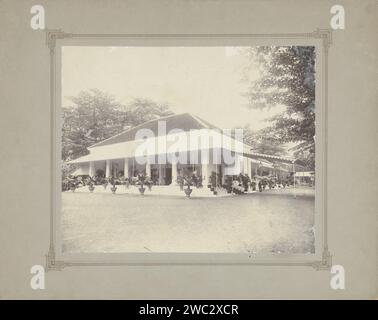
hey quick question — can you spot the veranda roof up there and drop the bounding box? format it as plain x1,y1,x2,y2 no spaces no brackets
243,151,296,164
67,129,251,164
66,113,301,167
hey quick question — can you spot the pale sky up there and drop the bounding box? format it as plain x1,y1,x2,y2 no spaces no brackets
61,46,284,130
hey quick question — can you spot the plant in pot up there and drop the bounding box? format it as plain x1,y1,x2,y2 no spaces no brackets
67,176,78,192
135,174,146,195
225,176,233,194
145,176,153,191
124,177,130,189
86,176,95,192
102,177,109,190
209,172,221,195
209,172,217,192
239,173,250,193
61,179,67,192
109,176,117,194
192,173,203,189
196,175,203,188
182,175,194,198
118,175,125,188
62,176,73,192
232,178,243,195
206,175,211,189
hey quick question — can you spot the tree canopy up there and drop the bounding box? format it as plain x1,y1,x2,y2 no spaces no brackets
243,46,316,169
242,126,288,157
62,89,173,162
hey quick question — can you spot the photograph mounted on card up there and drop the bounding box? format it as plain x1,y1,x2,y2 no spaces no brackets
46,30,332,270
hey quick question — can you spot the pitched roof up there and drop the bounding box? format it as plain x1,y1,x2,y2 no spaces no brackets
89,113,218,148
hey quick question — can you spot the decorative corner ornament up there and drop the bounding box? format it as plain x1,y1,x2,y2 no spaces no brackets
311,28,333,50
46,247,67,271
310,247,333,271
45,29,73,53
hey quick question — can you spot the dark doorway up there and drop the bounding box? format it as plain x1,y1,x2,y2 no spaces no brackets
165,167,172,185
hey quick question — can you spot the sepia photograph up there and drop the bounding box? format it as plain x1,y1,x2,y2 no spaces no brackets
1,0,377,303
60,45,317,254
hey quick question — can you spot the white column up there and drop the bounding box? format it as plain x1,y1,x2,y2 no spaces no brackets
132,158,135,177
124,158,129,178
158,164,164,185
89,161,95,177
202,163,208,185
171,161,178,185
243,157,248,174
235,154,242,175
145,159,151,177
105,160,111,178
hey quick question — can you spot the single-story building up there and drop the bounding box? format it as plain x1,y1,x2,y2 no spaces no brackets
67,113,297,185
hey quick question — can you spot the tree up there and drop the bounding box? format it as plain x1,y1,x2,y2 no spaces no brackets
126,98,173,125
243,46,316,169
62,89,123,162
242,125,287,156
62,89,173,163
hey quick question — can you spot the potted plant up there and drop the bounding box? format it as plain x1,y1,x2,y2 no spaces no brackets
108,176,117,194
231,178,244,195
87,177,95,192
110,185,117,194
118,175,125,187
239,173,250,192
206,175,211,189
67,176,78,192
103,177,108,190
224,176,233,194
183,175,193,198
183,173,204,197
209,172,216,191
145,176,153,191
135,174,146,195
62,176,74,192
196,175,203,188
69,183,76,192
209,171,222,194
139,185,146,195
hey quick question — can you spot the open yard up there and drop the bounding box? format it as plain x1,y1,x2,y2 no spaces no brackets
61,188,315,254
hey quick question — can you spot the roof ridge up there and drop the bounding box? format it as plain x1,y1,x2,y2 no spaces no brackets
188,113,222,130
187,113,211,129
88,112,221,149
89,112,183,148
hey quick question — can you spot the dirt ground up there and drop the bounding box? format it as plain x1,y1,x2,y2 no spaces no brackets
61,188,315,254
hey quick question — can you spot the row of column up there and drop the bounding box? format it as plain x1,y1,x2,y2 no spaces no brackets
88,158,215,185
88,159,120,178
88,159,154,178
